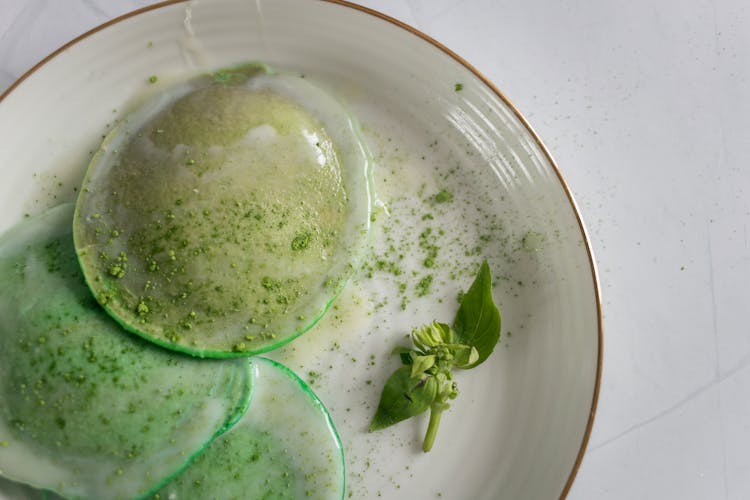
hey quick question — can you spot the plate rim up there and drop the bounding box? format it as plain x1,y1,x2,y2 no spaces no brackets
0,1,603,498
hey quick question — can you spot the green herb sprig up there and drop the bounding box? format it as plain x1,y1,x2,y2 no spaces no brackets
369,260,501,452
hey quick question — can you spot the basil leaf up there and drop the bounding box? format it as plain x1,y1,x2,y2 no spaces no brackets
370,260,502,451
410,354,436,378
412,322,439,350
436,322,457,344
369,366,437,431
391,346,413,365
434,372,457,402
452,260,501,368
413,321,456,351
447,344,479,368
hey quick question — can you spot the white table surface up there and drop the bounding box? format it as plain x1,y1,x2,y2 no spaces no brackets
2,1,749,499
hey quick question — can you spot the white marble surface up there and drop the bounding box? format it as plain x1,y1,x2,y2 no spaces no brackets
2,0,749,498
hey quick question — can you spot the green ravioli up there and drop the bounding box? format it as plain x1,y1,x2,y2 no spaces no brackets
155,357,344,500
0,205,252,499
74,64,372,358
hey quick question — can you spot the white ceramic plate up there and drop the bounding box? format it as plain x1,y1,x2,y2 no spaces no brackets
0,1,602,499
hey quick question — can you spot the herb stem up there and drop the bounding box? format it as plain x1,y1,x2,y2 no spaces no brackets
422,406,443,452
